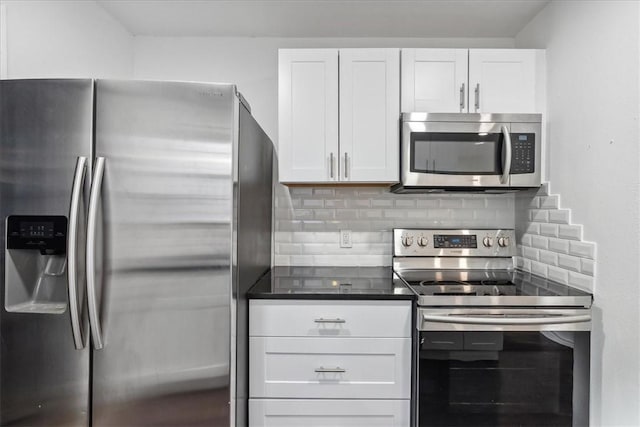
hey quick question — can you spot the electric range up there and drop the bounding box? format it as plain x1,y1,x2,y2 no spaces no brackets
393,228,593,427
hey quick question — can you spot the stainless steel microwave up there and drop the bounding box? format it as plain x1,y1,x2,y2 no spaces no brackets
391,113,542,193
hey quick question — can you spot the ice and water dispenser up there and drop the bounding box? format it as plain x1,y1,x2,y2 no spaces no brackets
5,215,68,313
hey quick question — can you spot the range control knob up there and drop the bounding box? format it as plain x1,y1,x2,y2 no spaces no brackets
498,236,510,247
482,236,494,247
417,236,429,247
401,236,414,247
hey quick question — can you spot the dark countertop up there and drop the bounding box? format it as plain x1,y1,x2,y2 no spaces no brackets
247,266,416,300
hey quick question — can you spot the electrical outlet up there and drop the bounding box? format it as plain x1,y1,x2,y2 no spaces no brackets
340,229,352,248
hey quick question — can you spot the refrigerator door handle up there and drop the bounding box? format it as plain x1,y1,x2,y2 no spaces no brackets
87,156,105,350
68,156,87,350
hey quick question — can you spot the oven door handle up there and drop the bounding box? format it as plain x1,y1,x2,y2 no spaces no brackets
423,313,591,326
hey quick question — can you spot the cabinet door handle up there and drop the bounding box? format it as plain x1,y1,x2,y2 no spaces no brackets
459,83,465,112
315,366,346,373
474,83,480,112
330,152,335,179
314,318,346,323
344,152,349,179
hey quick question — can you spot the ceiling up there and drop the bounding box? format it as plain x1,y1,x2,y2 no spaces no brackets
96,0,550,38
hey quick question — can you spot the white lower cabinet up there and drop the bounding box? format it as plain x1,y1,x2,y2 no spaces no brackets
249,399,410,427
249,300,412,426
250,336,411,399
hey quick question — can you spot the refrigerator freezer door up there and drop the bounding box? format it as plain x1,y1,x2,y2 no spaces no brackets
92,80,235,426
0,79,92,426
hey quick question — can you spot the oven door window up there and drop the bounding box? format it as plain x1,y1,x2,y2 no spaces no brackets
410,132,504,175
419,331,589,427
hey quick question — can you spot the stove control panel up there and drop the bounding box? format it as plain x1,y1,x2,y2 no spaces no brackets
393,228,516,257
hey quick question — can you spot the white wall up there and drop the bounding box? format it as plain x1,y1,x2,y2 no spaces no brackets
133,36,514,143
0,0,133,78
516,1,640,425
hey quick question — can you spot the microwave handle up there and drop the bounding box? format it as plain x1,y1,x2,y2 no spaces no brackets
500,126,512,184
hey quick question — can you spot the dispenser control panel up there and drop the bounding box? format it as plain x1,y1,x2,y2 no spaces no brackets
6,215,67,254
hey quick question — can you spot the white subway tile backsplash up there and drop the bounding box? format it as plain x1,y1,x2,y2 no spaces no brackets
557,254,582,273
325,199,347,208
569,241,595,259
528,197,541,209
395,199,416,208
568,271,594,292
548,238,570,254
538,182,550,196
548,209,570,224
547,266,569,284
314,209,335,220
313,188,335,197
514,182,596,294
303,199,324,208
462,198,486,209
440,198,464,209
290,187,314,196
347,198,371,208
558,224,583,241
539,250,558,266
359,209,383,219
531,235,549,250
289,254,314,265
416,199,440,208
531,261,548,277
274,255,290,265
539,223,558,237
523,246,539,260
407,210,429,219
451,210,474,220
581,259,595,276
384,210,406,219
530,210,549,222
526,223,540,235
371,199,394,208
540,195,560,209
275,187,518,265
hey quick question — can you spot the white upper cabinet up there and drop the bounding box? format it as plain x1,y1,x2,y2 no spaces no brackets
278,48,400,184
402,48,543,114
339,49,399,183
469,49,539,113
278,49,339,183
401,48,468,113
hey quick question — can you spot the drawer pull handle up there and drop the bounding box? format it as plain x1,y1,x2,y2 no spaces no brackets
314,318,346,323
315,366,346,373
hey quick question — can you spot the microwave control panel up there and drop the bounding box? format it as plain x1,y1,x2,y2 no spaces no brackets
510,133,535,174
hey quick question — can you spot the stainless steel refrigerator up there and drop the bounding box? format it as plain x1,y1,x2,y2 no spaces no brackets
0,79,274,426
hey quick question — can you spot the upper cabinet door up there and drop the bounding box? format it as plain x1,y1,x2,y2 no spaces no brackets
339,49,400,183
401,48,468,113
278,49,339,183
468,49,539,113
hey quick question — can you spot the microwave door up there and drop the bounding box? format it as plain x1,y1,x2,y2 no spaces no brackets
402,121,510,188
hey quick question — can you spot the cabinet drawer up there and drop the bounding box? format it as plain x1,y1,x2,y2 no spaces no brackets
249,336,411,399
249,300,411,337
249,399,410,427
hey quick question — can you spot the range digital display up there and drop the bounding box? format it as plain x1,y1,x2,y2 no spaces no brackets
433,234,477,249
20,222,55,238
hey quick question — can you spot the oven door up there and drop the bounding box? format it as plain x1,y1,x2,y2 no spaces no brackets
402,121,511,188
417,308,591,427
